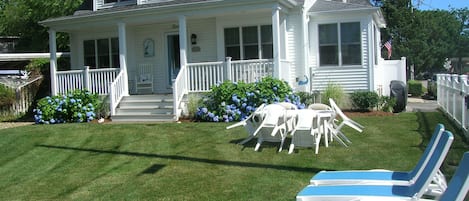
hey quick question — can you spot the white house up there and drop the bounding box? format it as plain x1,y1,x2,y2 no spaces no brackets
40,0,406,122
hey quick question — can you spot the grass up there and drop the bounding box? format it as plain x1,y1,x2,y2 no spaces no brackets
0,111,467,200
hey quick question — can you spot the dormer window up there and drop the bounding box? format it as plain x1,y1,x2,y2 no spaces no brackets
104,0,132,3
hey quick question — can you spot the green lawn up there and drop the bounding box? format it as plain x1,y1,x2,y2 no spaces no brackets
0,112,467,200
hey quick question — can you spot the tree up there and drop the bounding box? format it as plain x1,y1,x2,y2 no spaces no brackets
451,8,469,74
381,0,461,75
0,0,83,52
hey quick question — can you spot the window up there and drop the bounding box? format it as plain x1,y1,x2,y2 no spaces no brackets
104,0,132,3
224,25,273,60
319,22,361,66
83,37,119,69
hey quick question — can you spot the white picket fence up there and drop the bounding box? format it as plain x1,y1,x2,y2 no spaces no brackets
436,74,469,137
0,76,43,116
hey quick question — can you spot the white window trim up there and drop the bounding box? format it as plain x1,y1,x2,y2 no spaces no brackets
84,37,119,69
224,24,272,60
318,21,362,67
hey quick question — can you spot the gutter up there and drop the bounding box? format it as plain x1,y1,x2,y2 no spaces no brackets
0,52,70,62
308,7,379,15
40,0,223,27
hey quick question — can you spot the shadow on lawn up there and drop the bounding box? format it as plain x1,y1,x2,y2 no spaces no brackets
36,144,327,173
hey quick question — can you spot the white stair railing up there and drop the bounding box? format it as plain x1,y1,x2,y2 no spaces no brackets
173,65,188,120
109,70,127,116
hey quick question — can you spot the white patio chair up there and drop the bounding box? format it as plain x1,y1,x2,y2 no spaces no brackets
288,109,320,154
310,124,447,197
420,151,469,201
252,104,287,152
329,98,365,144
307,103,346,148
276,102,298,133
226,104,265,145
296,130,454,201
135,63,154,94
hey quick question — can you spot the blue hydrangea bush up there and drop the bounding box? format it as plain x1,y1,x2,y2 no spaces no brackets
33,89,100,124
196,77,305,122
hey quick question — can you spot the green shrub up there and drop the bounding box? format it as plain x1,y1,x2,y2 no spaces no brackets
95,95,110,119
33,89,100,124
321,83,345,106
196,77,304,122
407,80,423,97
378,96,397,113
295,91,315,106
350,91,379,111
187,93,204,119
0,84,15,107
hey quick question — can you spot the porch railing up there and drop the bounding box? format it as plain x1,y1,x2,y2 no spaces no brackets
110,70,127,116
173,58,274,120
173,65,188,120
186,58,274,92
437,74,469,137
55,66,119,95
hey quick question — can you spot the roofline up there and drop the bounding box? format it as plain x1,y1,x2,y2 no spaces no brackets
40,0,223,27
308,6,379,15
40,0,296,28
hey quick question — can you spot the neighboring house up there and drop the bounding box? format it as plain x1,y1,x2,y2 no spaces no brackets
0,36,19,53
39,0,406,122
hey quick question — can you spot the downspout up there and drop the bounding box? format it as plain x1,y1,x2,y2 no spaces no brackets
300,6,310,92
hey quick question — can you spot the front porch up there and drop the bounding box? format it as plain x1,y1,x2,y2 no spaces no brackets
52,58,276,121
44,2,293,122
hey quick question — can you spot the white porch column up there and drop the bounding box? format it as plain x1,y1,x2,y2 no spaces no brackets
118,22,129,95
48,29,58,95
272,6,281,79
178,15,188,68
301,8,310,91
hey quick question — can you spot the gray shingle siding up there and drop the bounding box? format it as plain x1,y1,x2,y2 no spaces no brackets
309,0,374,13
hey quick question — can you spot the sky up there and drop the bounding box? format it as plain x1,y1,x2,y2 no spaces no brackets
418,0,468,10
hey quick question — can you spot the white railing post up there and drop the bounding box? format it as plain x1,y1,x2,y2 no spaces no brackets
225,57,232,81
110,81,116,116
83,66,90,91
445,74,451,111
452,74,459,119
461,75,468,130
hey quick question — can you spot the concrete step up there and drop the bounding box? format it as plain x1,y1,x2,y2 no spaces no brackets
111,94,176,122
115,108,173,115
111,114,175,122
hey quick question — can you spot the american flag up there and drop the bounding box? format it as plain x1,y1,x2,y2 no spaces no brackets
384,39,392,59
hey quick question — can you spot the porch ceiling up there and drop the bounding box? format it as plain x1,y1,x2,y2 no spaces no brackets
40,0,296,32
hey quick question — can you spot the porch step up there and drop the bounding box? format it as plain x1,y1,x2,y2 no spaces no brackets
111,94,176,122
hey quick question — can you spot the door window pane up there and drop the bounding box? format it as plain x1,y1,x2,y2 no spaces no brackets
319,24,338,65
83,40,96,68
341,22,361,65
111,38,120,68
261,25,273,59
319,24,338,44
243,26,259,59
224,28,240,60
97,39,110,68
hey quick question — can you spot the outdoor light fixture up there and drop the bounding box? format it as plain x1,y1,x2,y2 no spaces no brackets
191,34,197,45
